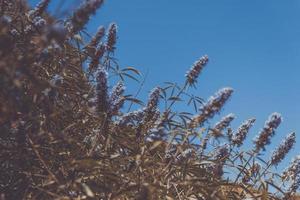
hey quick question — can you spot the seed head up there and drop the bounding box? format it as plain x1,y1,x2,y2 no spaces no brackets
190,87,233,128
185,55,209,85
254,112,282,152
271,132,296,166
232,118,256,147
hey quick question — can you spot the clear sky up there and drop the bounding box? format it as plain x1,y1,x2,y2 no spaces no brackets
29,0,300,169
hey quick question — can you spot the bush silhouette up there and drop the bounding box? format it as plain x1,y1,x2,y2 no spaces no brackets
0,0,299,199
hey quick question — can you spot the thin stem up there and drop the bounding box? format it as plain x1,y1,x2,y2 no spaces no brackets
253,162,272,186
234,151,257,183
28,136,59,183
166,81,188,111
127,69,148,112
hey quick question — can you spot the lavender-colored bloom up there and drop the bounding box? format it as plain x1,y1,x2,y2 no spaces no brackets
106,23,117,52
117,110,144,126
190,87,233,128
210,113,235,138
209,144,230,178
146,109,160,129
288,175,300,197
177,148,194,160
232,118,256,147
94,43,106,59
28,0,50,19
282,156,300,180
271,132,296,166
89,43,106,71
110,81,125,103
142,87,161,123
214,114,235,131
185,55,209,85
84,26,105,57
69,0,104,34
10,29,19,37
32,16,46,27
253,112,282,152
109,97,125,115
89,26,105,48
283,156,300,198
146,87,160,110
24,25,34,34
96,68,109,113
109,81,125,115
214,144,229,161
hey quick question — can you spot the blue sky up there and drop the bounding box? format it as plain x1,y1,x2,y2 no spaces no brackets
30,0,300,168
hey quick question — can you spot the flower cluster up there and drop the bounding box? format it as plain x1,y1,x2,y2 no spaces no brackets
69,0,104,34
88,26,105,49
142,87,161,124
185,55,209,85
232,118,256,147
106,23,117,52
109,81,125,115
89,43,106,71
2,1,299,199
214,144,229,161
271,132,296,166
211,144,229,177
283,156,300,198
28,0,50,19
117,110,144,126
190,87,233,128
96,68,109,113
254,112,282,152
209,113,235,138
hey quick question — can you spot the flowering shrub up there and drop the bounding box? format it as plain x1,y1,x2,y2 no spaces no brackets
0,0,299,199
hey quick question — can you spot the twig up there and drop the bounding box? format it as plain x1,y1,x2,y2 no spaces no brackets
28,136,60,183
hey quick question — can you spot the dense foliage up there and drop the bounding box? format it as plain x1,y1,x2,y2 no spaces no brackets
0,0,299,199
